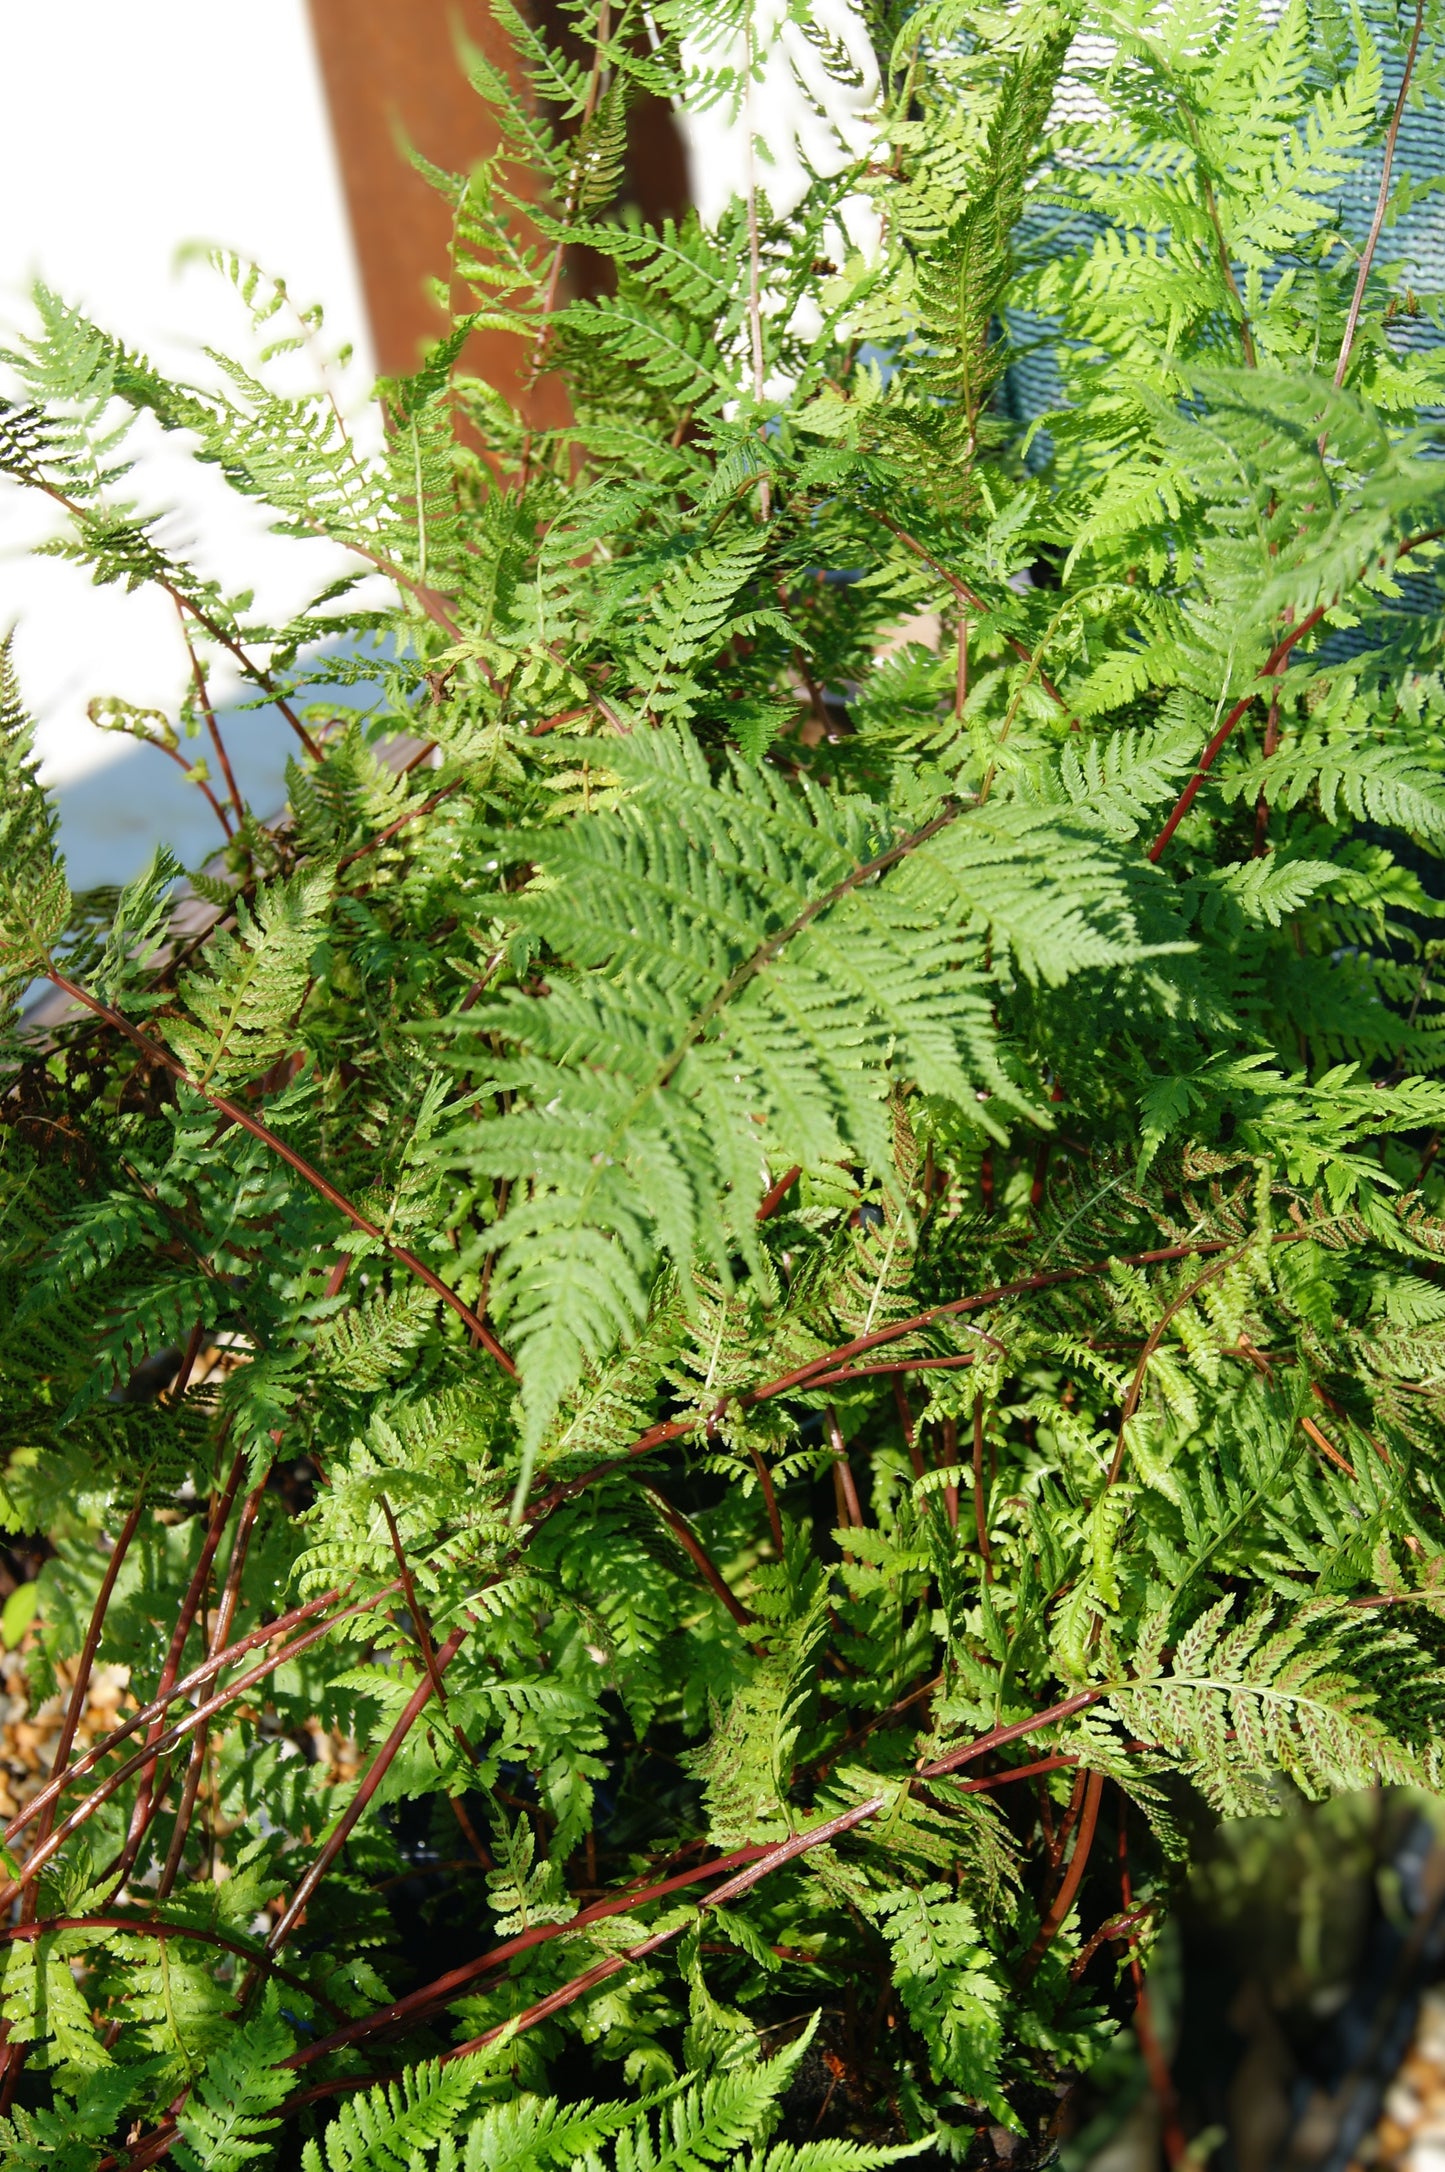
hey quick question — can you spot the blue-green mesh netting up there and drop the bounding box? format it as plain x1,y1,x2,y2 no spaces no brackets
998,55,1445,653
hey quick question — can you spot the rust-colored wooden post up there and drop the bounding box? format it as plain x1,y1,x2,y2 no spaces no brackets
305,0,563,421
306,0,688,419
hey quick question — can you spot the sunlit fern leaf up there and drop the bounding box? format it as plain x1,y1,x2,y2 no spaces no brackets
311,1280,438,1394
299,2058,489,2172
0,638,69,1009
865,1881,1007,2105
0,2068,139,2172
904,27,1073,476
444,2021,921,2172
446,728,1051,1464
166,869,331,1091
1109,1596,1428,1812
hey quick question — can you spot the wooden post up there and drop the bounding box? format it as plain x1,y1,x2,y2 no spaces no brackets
305,0,552,418
306,0,688,417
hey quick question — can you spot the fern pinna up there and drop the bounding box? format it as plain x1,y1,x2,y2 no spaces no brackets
2,0,1445,2163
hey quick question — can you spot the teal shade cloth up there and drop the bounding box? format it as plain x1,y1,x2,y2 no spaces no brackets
1001,59,1445,445
998,56,1445,664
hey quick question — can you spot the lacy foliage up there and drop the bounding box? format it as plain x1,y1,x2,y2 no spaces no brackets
3,0,1445,2163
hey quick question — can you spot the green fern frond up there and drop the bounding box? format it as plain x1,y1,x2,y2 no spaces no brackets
166,869,331,1090
1110,1597,1426,1811
6,0,1445,2159
299,2059,485,2172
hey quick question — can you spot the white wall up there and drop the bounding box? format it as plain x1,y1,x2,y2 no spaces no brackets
0,0,871,811
683,1,876,232
0,0,374,787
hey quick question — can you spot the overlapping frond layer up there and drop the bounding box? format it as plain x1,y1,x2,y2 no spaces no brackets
3,0,1445,2162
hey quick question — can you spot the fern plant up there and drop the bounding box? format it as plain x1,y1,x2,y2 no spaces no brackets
3,0,1445,2163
